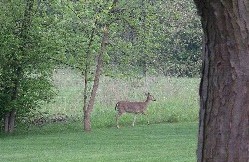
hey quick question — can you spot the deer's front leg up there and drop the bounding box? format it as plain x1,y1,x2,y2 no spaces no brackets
142,112,149,125
116,113,121,129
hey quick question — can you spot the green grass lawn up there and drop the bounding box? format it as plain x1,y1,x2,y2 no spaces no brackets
0,123,197,162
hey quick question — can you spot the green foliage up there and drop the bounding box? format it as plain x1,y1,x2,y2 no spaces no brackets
51,0,201,77
0,1,57,122
155,0,202,77
106,0,202,77
0,123,197,162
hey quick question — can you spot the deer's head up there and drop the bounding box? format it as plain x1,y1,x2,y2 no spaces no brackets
146,93,156,101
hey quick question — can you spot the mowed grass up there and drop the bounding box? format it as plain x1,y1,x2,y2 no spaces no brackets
0,122,197,162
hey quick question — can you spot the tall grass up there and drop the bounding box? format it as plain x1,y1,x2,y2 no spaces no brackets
38,68,199,129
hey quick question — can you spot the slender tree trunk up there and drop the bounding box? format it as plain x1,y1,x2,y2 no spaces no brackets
4,110,16,133
82,19,97,131
194,0,249,161
83,26,109,132
83,111,91,131
82,0,118,132
8,110,16,133
3,66,20,133
4,112,10,133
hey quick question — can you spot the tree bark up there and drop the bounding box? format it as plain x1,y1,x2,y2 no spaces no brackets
83,26,109,132
194,0,249,161
82,19,97,131
4,112,10,133
4,110,16,133
82,0,118,132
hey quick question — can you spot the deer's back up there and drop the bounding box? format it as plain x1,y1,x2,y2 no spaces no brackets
116,101,147,113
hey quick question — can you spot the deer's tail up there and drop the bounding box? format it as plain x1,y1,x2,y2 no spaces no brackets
115,103,118,111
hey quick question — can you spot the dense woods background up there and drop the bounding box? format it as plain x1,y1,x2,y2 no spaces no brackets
0,0,201,133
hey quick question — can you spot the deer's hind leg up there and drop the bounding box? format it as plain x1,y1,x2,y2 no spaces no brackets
116,112,122,129
132,114,137,127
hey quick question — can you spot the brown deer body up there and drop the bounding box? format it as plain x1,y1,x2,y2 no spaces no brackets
115,93,156,128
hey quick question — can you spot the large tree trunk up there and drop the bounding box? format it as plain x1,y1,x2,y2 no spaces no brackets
194,0,249,161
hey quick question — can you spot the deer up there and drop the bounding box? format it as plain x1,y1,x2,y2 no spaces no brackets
115,93,156,128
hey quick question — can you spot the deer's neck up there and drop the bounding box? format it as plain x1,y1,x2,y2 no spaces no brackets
145,98,151,104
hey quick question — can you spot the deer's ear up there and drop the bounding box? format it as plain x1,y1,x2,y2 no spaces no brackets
145,92,150,96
